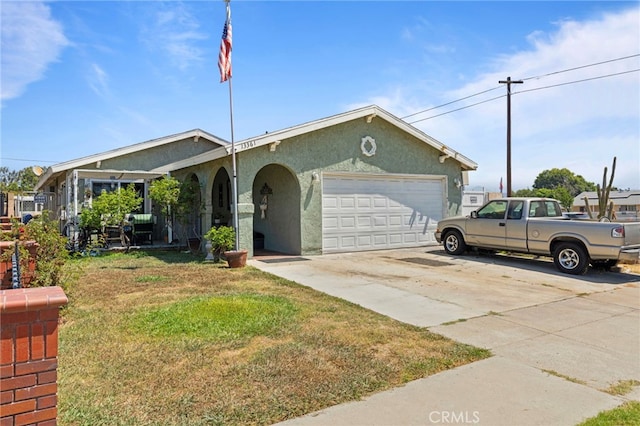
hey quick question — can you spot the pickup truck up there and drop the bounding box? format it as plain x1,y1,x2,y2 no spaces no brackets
435,197,640,275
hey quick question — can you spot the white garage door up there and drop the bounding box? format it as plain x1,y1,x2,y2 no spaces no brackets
322,173,446,253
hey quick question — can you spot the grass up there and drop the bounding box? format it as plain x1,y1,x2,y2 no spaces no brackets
58,251,490,425
578,401,640,426
603,379,640,396
542,369,587,386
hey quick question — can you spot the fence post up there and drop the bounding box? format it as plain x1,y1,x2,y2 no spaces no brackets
1,286,68,425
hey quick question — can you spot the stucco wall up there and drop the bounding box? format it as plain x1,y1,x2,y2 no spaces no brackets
97,138,218,171
235,116,464,255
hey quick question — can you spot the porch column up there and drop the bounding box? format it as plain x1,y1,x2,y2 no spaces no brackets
236,203,255,257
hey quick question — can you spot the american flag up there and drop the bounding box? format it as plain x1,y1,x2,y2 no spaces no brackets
218,2,232,83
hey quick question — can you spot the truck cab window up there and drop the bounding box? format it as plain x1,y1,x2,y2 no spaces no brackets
507,201,524,219
477,200,507,219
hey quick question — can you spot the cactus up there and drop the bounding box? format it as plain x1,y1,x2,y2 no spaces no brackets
591,157,616,220
582,196,594,219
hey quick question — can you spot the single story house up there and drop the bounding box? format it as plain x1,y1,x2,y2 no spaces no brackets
572,190,640,221
35,105,477,256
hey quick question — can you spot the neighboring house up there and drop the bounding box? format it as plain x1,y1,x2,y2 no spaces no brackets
572,190,640,221
35,105,477,256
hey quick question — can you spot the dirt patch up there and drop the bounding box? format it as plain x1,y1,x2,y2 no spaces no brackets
621,262,640,275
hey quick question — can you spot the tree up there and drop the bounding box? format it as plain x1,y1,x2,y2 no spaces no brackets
513,186,574,210
88,184,143,227
532,168,596,197
0,167,41,193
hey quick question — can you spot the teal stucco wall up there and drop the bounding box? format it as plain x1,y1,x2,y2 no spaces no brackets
232,116,464,255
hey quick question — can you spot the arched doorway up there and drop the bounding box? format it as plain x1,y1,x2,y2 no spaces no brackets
211,168,232,227
253,165,301,255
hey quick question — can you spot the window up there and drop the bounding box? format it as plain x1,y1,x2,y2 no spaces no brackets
477,200,507,219
91,181,145,213
529,201,562,217
507,201,524,220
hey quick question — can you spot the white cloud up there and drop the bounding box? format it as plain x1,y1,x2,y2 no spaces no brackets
361,6,640,190
88,63,109,98
139,2,207,71
0,1,69,102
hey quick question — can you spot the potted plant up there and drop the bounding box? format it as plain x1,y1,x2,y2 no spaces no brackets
204,225,247,267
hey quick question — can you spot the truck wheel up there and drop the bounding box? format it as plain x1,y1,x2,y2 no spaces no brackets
553,242,588,275
443,230,467,255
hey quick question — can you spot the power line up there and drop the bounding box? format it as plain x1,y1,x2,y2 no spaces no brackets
401,86,502,119
1,157,58,164
403,54,639,122
517,68,639,95
407,67,640,124
521,53,640,81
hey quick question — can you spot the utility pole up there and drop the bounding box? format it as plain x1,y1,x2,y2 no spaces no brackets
499,76,523,197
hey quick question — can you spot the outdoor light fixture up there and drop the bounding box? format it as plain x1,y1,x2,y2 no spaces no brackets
439,154,450,163
311,172,320,183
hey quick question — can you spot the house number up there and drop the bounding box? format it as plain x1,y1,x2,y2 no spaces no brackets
361,136,377,157
238,140,256,150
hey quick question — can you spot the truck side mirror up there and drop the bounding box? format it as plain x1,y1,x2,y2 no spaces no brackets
470,211,478,219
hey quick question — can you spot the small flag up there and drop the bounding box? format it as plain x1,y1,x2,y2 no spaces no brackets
218,2,232,83
499,177,503,193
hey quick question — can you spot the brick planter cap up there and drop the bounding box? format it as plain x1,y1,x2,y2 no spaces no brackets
1,286,68,313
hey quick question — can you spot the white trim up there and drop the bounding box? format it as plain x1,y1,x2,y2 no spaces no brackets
163,105,478,172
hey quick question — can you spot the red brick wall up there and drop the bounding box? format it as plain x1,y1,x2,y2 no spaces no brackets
1,287,67,426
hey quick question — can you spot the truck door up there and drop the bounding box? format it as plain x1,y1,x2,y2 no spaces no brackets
466,200,508,247
505,200,527,250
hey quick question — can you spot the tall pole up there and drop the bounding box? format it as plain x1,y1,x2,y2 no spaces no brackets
228,78,239,251
498,76,523,197
219,0,239,250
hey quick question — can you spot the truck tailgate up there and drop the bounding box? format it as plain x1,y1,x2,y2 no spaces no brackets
624,222,640,247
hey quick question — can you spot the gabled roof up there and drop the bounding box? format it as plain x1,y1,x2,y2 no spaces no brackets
573,190,640,206
35,129,227,190
154,105,478,173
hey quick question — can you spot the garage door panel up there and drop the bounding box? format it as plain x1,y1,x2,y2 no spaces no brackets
323,196,338,210
389,215,403,227
357,198,372,209
340,217,356,229
324,217,339,229
340,197,356,209
373,198,388,209
323,174,444,253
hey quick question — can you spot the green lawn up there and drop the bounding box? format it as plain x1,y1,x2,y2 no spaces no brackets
58,251,490,425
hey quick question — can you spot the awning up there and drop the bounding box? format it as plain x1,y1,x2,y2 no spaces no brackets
73,169,167,181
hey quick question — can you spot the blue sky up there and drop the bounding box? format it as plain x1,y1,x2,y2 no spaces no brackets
1,0,639,192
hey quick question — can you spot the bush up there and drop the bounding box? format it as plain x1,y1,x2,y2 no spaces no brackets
24,213,69,288
204,226,235,261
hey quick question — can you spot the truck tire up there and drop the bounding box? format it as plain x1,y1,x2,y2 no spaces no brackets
443,230,467,255
553,242,588,275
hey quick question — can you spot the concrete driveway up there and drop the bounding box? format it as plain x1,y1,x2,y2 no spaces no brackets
249,246,640,426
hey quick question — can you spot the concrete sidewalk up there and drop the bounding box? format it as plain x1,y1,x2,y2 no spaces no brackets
249,247,640,426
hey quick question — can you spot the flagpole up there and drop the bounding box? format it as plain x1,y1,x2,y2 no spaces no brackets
220,0,239,251
228,77,239,251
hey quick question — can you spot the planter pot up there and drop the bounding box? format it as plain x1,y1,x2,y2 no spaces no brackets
223,249,248,268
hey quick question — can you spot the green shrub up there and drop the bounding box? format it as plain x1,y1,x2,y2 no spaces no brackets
25,213,69,288
204,226,235,261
